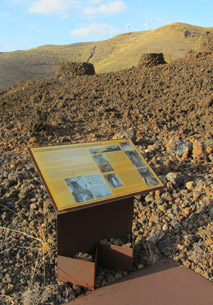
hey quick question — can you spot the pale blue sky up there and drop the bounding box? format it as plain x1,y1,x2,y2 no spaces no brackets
1,0,212,52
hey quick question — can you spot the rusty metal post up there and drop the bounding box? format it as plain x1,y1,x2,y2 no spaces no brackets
57,197,134,288
28,140,164,290
57,197,134,257
98,243,133,272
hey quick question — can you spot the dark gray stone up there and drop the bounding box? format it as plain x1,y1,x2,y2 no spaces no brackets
168,139,191,156
157,238,174,256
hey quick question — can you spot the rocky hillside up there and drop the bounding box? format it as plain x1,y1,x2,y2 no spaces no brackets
0,33,212,304
0,22,212,89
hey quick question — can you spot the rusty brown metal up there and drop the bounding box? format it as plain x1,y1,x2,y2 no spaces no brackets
57,197,134,257
57,246,98,290
56,197,134,288
57,255,96,290
98,243,133,272
64,262,213,305
57,242,133,289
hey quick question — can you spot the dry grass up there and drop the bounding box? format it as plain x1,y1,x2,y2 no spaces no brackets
0,294,18,305
143,241,162,265
0,203,56,288
21,282,54,305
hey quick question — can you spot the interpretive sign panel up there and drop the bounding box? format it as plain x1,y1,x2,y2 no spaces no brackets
29,139,163,212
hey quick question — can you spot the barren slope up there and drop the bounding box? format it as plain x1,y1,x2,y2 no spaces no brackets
0,36,212,304
0,22,212,89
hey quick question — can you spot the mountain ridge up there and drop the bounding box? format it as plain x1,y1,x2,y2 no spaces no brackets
0,22,212,89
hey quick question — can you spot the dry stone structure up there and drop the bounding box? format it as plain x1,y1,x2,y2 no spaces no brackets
55,62,95,78
138,53,166,68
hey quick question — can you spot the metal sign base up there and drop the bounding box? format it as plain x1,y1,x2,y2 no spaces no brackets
57,197,134,289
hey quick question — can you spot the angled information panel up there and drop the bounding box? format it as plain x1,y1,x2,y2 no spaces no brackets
29,139,163,212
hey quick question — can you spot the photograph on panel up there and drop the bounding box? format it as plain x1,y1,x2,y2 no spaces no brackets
90,184,112,199
119,141,134,151
137,168,159,187
65,176,94,203
85,173,107,186
125,150,146,168
104,173,123,188
92,153,114,173
89,144,121,154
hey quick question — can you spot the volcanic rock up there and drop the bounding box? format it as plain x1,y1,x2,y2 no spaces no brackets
200,31,213,52
166,172,185,186
55,62,95,78
157,238,174,256
199,96,213,107
167,139,191,157
138,53,166,68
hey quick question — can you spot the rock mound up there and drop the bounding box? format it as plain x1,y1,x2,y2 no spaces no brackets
55,62,95,78
199,31,213,52
138,53,166,68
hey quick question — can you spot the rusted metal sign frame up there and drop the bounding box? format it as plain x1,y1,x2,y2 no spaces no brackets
57,197,134,289
28,140,164,289
57,197,134,256
28,139,164,214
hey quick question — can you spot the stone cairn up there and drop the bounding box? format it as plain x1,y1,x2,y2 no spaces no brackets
138,53,166,68
55,62,95,78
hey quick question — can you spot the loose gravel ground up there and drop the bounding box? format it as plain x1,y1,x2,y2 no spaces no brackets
0,49,212,304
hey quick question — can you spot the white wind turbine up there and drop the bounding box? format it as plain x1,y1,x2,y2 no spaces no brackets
109,26,113,38
144,19,149,30
126,23,130,33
